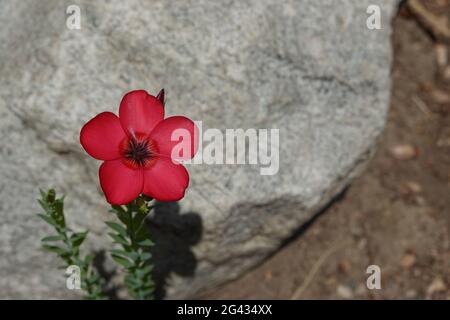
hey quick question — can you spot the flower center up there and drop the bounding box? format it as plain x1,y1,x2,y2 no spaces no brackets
120,133,157,169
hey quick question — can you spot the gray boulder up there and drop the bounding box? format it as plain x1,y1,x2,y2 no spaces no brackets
0,0,398,298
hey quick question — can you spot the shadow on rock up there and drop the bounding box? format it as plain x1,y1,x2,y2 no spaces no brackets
281,186,350,248
146,201,203,299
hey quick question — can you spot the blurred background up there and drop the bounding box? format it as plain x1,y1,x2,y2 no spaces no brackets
206,0,450,299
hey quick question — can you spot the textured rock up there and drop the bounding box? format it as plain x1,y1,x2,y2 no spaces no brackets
0,0,398,298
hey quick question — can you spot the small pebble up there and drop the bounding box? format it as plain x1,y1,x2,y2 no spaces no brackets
336,284,354,299
427,277,447,296
405,181,422,193
434,44,447,67
431,89,450,104
389,144,417,160
338,259,352,274
400,252,416,268
406,289,417,299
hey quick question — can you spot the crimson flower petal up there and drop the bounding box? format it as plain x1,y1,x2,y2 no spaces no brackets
119,90,164,136
149,116,198,162
80,112,125,160
99,159,143,205
143,158,189,202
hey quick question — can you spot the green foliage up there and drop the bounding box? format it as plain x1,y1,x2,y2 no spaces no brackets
37,189,107,300
38,189,156,300
108,196,155,300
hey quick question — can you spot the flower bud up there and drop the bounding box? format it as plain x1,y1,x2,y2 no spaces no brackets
47,189,56,203
136,197,149,214
156,88,165,106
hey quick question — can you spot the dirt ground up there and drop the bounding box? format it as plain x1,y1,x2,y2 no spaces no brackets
204,2,450,300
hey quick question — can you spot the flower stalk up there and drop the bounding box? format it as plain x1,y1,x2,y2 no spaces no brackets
107,195,155,300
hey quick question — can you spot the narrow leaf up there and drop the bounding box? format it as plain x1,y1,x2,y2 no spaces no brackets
111,254,133,268
37,214,58,227
105,221,127,237
124,275,141,289
110,249,139,262
136,265,153,278
42,245,69,255
41,235,65,242
108,233,129,246
140,252,152,262
71,231,88,247
137,239,154,247
84,254,94,266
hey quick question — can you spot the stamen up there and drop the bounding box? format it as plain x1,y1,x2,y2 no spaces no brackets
120,133,157,169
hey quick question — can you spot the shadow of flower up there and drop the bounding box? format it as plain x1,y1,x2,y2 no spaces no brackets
146,201,203,299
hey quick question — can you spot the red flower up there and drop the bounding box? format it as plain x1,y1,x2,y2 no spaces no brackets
80,89,198,205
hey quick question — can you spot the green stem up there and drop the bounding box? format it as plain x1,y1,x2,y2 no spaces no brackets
108,195,155,300
37,189,107,300
128,207,136,249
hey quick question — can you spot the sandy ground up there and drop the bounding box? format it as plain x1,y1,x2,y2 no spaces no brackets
204,2,450,300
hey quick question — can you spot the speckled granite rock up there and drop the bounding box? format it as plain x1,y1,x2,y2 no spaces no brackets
0,0,398,298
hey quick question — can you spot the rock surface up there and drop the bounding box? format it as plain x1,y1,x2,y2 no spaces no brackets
0,0,398,298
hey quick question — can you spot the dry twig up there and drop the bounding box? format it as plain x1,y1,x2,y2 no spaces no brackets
408,0,450,39
290,240,350,300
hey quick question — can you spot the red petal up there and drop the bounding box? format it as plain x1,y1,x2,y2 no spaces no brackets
143,158,189,202
119,90,164,136
149,116,198,162
80,112,125,160
99,159,143,205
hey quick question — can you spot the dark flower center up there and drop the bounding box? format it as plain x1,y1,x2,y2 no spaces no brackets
120,133,156,169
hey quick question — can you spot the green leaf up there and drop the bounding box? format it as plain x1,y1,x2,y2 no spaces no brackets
111,205,126,213
108,233,129,246
111,254,134,268
37,214,58,227
140,264,153,274
110,249,139,262
110,205,129,225
140,252,152,262
42,245,69,256
41,235,65,242
85,272,100,285
105,221,127,237
133,211,147,224
124,275,141,289
72,257,83,269
133,212,148,233
139,288,154,298
38,199,50,212
58,227,71,233
137,239,154,247
136,265,153,278
71,231,88,247
91,285,102,296
117,210,130,225
84,254,94,266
